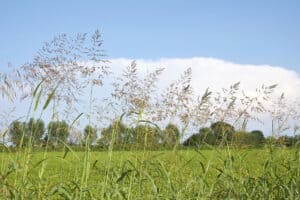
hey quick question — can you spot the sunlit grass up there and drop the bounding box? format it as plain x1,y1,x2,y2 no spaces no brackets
1,31,300,199
0,148,299,199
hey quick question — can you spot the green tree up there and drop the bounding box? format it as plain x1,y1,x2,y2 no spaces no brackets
9,121,27,146
183,133,202,147
98,120,128,148
164,123,180,146
9,118,45,146
233,131,251,147
199,127,216,145
183,127,216,147
211,121,235,143
27,118,45,145
250,130,265,146
132,124,161,149
83,125,97,145
47,121,70,144
277,135,291,147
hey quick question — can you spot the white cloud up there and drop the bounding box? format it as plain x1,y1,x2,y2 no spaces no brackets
109,57,300,100
108,57,300,136
1,57,300,136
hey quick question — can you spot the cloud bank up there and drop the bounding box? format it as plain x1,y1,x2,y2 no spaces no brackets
2,57,300,136
108,57,300,136
109,57,300,100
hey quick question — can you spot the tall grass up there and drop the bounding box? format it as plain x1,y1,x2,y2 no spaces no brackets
0,77,299,199
1,31,300,199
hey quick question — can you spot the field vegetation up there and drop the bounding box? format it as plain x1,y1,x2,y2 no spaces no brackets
0,30,300,199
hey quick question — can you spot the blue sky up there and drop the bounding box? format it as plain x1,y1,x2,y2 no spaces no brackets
0,0,300,72
1,0,300,136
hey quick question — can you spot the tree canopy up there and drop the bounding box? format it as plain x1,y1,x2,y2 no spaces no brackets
83,125,98,145
47,121,70,144
9,118,45,146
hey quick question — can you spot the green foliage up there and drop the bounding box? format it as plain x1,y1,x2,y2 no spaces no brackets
183,133,202,147
183,123,267,148
211,121,235,143
97,120,163,150
250,130,265,146
233,131,251,147
266,135,300,147
230,129,265,148
27,118,45,145
183,127,216,147
132,124,161,149
163,123,180,147
4,29,300,199
9,121,27,146
9,118,45,146
285,135,300,147
1,150,300,199
199,127,216,145
47,121,70,144
98,120,128,148
6,117,271,150
83,125,97,145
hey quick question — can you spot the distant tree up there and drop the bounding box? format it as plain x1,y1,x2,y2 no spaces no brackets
291,135,300,147
265,135,293,147
211,121,235,143
98,120,128,148
27,118,45,145
183,127,216,147
183,133,202,147
250,130,265,146
163,123,180,146
199,127,216,145
9,120,27,146
83,125,97,145
233,131,251,147
276,135,292,147
47,121,70,144
132,124,161,149
9,118,45,147
265,136,277,146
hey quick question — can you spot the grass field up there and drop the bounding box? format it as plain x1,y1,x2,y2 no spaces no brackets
0,148,299,199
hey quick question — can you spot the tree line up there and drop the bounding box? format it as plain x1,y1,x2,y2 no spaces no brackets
8,118,95,148
7,118,300,150
1,30,300,150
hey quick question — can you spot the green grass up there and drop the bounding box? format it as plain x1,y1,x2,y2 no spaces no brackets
0,148,299,199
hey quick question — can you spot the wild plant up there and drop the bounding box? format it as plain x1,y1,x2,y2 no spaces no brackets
1,30,300,199
20,30,110,120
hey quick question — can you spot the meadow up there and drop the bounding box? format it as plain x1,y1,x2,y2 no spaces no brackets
1,31,300,199
0,148,299,199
